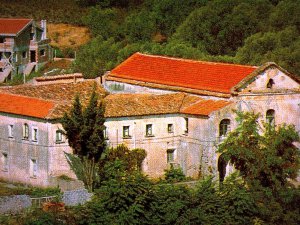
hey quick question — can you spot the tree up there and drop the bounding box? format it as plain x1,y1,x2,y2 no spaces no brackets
61,87,106,191
218,111,300,191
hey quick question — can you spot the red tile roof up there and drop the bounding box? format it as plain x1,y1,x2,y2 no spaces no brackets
0,93,55,119
104,92,232,118
110,53,257,94
0,18,32,35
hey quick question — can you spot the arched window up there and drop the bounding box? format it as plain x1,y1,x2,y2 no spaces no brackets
219,119,231,137
266,109,275,126
266,79,275,89
23,123,29,139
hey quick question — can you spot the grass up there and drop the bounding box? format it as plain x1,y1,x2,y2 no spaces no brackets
0,182,60,197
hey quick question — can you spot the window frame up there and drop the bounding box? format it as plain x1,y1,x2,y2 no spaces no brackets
123,126,131,138
32,127,38,142
266,109,275,126
40,49,45,56
167,149,175,163
145,124,153,137
30,159,37,178
1,152,8,171
23,123,29,140
55,130,64,143
184,118,189,134
167,124,174,133
219,119,231,137
22,51,27,59
8,124,14,138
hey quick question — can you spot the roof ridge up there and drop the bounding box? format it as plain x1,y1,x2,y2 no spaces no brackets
136,52,258,68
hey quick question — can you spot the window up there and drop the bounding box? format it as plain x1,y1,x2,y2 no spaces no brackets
123,126,130,138
0,37,4,43
219,119,231,137
56,130,63,143
184,118,189,134
30,33,34,40
167,124,174,133
103,127,108,139
40,49,45,56
266,109,275,126
146,124,153,136
267,78,275,89
23,123,29,139
167,149,175,163
32,127,38,142
8,125,13,138
22,51,27,59
30,159,37,178
1,153,8,171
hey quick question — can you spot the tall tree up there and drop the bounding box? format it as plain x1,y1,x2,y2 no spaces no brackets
61,87,106,190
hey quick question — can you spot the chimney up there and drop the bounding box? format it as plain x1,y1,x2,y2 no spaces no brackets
40,20,47,40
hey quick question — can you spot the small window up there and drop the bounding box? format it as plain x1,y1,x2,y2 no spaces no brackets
167,149,175,163
146,124,153,136
23,123,29,139
32,127,38,142
56,130,63,143
103,127,108,139
123,126,130,138
30,159,37,178
167,124,174,133
0,68,3,72
0,52,3,60
219,119,231,137
266,79,275,89
184,118,189,134
22,51,27,59
1,153,8,171
0,37,4,43
266,109,275,126
8,125,13,137
40,49,45,56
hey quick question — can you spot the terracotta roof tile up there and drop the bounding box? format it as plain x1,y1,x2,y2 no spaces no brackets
109,53,257,94
104,92,231,118
0,93,55,119
0,80,106,119
0,18,32,35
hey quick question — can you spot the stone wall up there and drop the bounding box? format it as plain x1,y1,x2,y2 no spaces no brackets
0,195,31,214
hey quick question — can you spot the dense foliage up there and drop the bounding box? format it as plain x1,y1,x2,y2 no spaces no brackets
72,0,300,78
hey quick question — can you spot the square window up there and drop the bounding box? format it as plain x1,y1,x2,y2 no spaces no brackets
123,126,130,138
30,159,37,178
32,127,38,142
167,149,175,163
8,124,13,137
146,124,153,136
167,124,174,133
23,123,29,139
1,153,8,171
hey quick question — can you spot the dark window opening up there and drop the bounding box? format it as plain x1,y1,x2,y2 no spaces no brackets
219,119,231,137
184,118,189,134
266,109,275,126
40,49,45,56
267,79,275,89
123,126,130,138
167,149,175,163
22,51,27,59
167,124,174,133
146,124,153,136
0,37,4,43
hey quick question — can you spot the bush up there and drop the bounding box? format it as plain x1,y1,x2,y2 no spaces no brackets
164,165,186,183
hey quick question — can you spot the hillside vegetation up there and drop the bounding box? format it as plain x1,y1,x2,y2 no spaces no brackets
0,0,299,78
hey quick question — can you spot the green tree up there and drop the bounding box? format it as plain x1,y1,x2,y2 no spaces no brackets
61,87,106,191
218,111,300,191
73,36,123,78
236,26,300,76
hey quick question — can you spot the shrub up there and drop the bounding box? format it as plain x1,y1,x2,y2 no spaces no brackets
164,165,186,183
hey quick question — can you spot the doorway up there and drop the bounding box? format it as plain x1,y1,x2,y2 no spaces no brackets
30,51,36,62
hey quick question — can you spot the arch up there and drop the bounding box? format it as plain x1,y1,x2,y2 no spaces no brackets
266,109,275,126
219,119,231,137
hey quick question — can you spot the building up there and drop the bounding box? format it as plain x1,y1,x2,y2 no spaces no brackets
0,79,105,187
0,18,52,82
103,53,300,180
0,52,299,186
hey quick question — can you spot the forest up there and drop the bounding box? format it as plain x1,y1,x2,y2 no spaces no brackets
0,0,299,78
